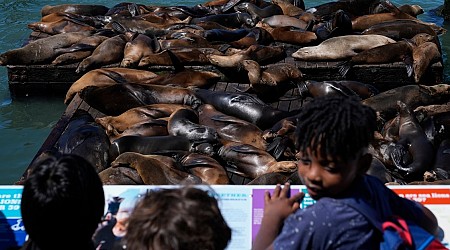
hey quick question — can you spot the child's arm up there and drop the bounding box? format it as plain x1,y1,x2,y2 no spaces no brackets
417,203,440,237
252,183,305,250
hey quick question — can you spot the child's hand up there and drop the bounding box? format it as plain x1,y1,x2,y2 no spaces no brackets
264,182,305,222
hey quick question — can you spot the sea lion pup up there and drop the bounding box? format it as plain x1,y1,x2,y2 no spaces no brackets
65,67,159,104
412,41,441,83
297,80,379,100
76,34,128,73
0,31,92,66
41,4,109,16
351,0,417,31
217,141,297,179
291,34,395,61
52,35,110,65
121,32,159,67
193,88,293,130
167,108,219,144
110,152,202,185
337,33,435,77
198,103,268,150
256,21,317,45
96,103,189,133
362,84,450,128
392,101,435,182
180,152,230,184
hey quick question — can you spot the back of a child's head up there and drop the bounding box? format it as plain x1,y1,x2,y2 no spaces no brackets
21,154,105,248
124,186,232,250
295,95,377,162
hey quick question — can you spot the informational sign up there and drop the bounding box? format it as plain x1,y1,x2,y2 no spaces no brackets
1,185,448,250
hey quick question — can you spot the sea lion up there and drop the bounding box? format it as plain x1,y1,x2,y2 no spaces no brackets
194,88,293,129
433,139,450,173
298,80,379,100
261,15,309,30
76,34,128,73
0,31,92,65
398,4,424,18
257,22,317,45
107,119,168,142
111,152,202,185
41,4,109,16
218,142,297,179
55,109,110,173
27,18,96,35
337,33,436,77
234,2,283,20
109,135,192,160
65,67,159,104
95,103,189,133
80,83,202,116
412,41,441,83
190,13,255,28
393,101,434,182
180,152,230,184
121,33,159,67
98,165,145,185
167,108,219,144
314,9,353,41
52,35,109,65
366,156,394,184
198,103,268,150
291,34,396,61
271,0,304,17
52,51,93,66
361,19,443,41
138,48,224,67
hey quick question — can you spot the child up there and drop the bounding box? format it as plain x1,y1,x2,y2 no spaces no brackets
20,154,105,250
123,186,232,250
253,95,440,250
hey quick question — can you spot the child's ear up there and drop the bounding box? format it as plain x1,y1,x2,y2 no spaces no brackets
358,153,373,175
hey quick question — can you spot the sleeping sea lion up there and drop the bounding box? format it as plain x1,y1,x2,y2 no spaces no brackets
234,2,283,20
52,35,109,65
0,31,92,65
121,33,159,67
98,165,145,185
180,152,230,184
111,152,202,185
298,80,379,100
291,34,395,61
412,41,441,83
41,4,109,16
261,15,309,30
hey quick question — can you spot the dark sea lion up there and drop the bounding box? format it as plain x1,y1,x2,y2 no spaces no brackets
194,88,293,129
109,135,192,160
261,15,309,29
121,33,158,67
433,139,450,173
160,32,210,49
234,2,283,20
0,31,92,65
362,84,450,126
291,34,395,61
96,103,189,133
314,9,353,41
52,35,110,65
190,13,255,28
76,34,128,73
298,80,379,100
203,28,250,42
361,19,443,40
394,101,434,181
366,156,394,184
180,152,230,184
412,41,441,83
111,152,201,185
98,166,145,185
218,142,297,179
52,51,93,66
65,67,159,104
41,4,109,16
55,109,110,173
167,108,219,143
80,83,202,116
351,0,417,31
198,103,267,150
338,33,436,77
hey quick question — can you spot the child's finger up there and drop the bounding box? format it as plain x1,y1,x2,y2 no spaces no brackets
264,190,271,203
272,184,282,197
280,182,291,198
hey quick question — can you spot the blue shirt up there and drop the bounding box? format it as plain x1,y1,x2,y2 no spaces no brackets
273,175,424,250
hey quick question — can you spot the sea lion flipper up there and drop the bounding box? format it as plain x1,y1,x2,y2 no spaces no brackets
336,61,352,77
166,49,185,72
403,55,414,77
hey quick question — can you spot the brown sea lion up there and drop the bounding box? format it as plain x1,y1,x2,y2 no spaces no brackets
180,152,230,184
65,67,159,104
27,18,96,35
0,31,92,65
362,84,450,126
257,22,317,45
218,142,297,179
393,101,434,182
98,165,145,185
52,35,110,65
159,32,210,49
361,19,443,40
198,103,267,150
41,4,109,16
398,4,424,18
246,172,291,185
138,48,224,67
96,103,189,133
167,108,219,143
351,0,417,31
121,33,158,67
80,83,202,116
291,34,395,61
111,152,202,185
271,0,304,17
412,41,441,83
193,88,293,129
108,119,168,142
261,15,309,29
76,34,128,73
